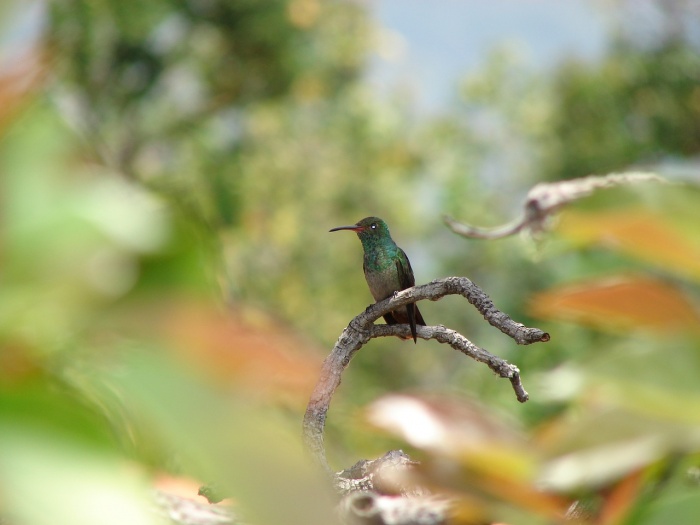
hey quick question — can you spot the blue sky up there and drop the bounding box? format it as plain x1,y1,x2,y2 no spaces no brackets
367,0,610,112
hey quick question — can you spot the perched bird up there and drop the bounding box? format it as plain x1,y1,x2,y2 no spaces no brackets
330,217,426,343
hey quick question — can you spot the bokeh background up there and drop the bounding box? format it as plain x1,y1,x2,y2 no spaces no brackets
1,1,700,524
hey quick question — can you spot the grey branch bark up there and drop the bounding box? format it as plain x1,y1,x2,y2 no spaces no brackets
155,491,238,525
336,450,450,525
303,276,549,474
444,172,667,239
340,491,450,525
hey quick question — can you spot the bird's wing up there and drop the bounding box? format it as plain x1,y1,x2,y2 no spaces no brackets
395,253,418,343
396,249,416,289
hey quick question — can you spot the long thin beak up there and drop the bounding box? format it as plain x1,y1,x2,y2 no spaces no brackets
329,225,362,232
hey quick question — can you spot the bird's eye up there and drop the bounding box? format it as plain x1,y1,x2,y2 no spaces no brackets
370,223,377,229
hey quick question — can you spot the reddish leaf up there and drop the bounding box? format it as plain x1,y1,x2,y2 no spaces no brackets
164,302,322,404
529,275,700,334
111,298,324,406
558,209,700,282
597,470,644,525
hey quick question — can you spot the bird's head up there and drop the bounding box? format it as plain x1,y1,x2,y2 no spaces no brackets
329,216,391,241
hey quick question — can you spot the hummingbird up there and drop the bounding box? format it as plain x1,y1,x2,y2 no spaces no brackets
329,217,426,343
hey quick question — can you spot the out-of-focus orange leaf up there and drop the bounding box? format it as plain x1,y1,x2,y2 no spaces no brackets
113,298,323,407
529,275,700,334
0,342,43,385
557,208,700,282
598,469,644,525
159,301,322,406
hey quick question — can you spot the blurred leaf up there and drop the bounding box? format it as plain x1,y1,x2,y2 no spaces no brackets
557,205,700,282
367,394,568,522
535,338,700,494
368,394,526,451
544,40,700,180
539,334,700,425
107,351,338,525
589,379,700,430
537,411,684,493
529,275,700,334
597,470,644,525
0,386,157,525
638,477,700,525
0,433,157,525
110,299,323,407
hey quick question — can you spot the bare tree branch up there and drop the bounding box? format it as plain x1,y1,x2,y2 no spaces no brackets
155,491,238,525
340,491,450,525
335,450,422,495
370,324,529,403
302,276,549,474
444,172,668,240
336,451,449,524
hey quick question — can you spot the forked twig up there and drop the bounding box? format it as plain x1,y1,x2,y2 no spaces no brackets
303,276,549,472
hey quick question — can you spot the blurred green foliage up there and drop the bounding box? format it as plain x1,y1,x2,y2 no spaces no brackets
2,0,700,523
545,39,700,179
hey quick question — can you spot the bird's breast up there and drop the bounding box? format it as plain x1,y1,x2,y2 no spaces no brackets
363,257,401,302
